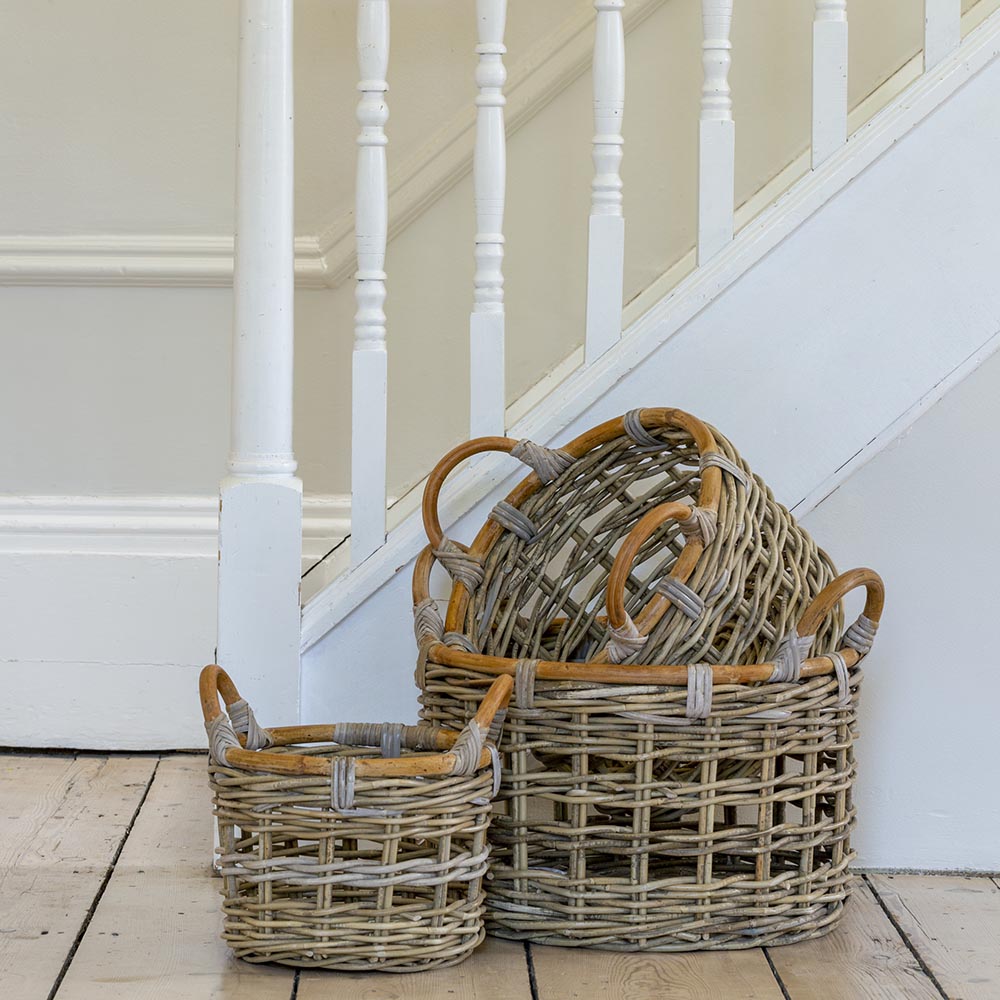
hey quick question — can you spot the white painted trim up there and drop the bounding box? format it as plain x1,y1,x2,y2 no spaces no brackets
0,494,351,558
300,8,1000,652
0,233,328,289
791,329,1000,517
0,1,666,288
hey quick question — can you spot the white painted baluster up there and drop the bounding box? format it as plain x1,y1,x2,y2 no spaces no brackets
351,0,390,566
584,0,626,365
218,0,302,722
924,0,961,70
470,0,508,439
812,1,848,168
697,0,735,265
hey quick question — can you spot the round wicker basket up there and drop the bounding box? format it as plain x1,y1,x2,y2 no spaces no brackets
412,408,884,950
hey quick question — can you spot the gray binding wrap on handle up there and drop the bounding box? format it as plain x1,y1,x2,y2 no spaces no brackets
655,575,706,621
686,663,714,719
206,712,243,766
623,408,663,450
489,500,540,542
700,450,751,490
678,505,718,546
843,614,878,656
768,633,815,683
511,439,574,483
606,613,648,663
432,537,485,593
515,658,539,711
228,698,273,750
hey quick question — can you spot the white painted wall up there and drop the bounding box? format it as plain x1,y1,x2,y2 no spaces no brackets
799,353,1000,872
304,49,1000,869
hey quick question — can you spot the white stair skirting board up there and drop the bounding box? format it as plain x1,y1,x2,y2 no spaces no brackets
301,8,1000,652
0,1,666,289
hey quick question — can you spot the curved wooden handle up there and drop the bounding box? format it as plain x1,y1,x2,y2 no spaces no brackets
199,664,243,726
605,501,702,629
470,673,513,734
199,669,513,780
796,567,885,639
422,437,518,549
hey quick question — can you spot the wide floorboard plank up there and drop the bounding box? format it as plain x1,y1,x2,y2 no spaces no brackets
767,879,940,999
53,756,293,1000
529,941,784,999
869,873,1000,999
298,937,531,999
0,754,156,1000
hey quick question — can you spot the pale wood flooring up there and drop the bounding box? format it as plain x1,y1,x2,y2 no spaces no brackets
2,753,997,999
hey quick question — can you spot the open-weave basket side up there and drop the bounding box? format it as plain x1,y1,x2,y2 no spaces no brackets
419,659,863,951
458,422,842,669
209,745,495,972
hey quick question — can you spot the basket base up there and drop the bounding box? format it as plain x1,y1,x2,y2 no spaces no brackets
483,874,854,952
227,926,485,973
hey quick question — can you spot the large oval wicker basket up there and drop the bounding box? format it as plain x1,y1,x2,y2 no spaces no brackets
201,666,513,972
412,408,884,950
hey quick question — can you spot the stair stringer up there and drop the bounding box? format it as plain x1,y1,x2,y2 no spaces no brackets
301,15,1000,725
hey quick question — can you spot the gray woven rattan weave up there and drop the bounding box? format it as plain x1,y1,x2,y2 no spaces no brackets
201,667,513,972
412,408,883,950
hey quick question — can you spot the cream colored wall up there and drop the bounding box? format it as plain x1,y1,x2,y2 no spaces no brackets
0,0,988,501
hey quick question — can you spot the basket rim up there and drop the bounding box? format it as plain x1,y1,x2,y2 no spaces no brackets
419,408,722,640
200,665,512,779
419,567,883,688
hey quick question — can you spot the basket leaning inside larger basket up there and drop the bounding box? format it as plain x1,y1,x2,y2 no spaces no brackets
201,666,513,972
413,407,884,951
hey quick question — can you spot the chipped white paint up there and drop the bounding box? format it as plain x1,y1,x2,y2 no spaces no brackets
812,1,848,168
585,0,626,364
469,0,508,438
351,0,390,565
218,0,302,725
697,0,735,264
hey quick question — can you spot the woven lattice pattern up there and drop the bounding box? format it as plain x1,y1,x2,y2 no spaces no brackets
462,423,841,667
208,746,493,972
420,665,861,950
413,409,880,951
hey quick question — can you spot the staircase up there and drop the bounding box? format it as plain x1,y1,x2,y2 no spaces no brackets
295,2,1000,727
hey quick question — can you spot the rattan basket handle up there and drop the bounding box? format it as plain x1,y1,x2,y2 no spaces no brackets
200,663,244,726
795,567,885,648
422,437,522,551
197,667,512,780
600,498,719,662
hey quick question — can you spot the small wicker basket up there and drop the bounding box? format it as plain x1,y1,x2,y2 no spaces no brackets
200,666,513,972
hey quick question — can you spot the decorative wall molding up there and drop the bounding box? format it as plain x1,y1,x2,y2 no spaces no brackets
300,8,1000,650
0,494,350,559
0,1,666,288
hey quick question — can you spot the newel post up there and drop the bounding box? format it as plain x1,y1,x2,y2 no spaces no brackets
218,0,303,723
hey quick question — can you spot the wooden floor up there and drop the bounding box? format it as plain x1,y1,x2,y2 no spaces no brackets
2,754,998,1000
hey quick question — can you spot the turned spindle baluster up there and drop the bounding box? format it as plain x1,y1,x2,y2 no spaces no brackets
585,0,626,364
812,1,848,168
924,0,961,70
697,0,734,264
351,0,390,566
470,0,508,439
